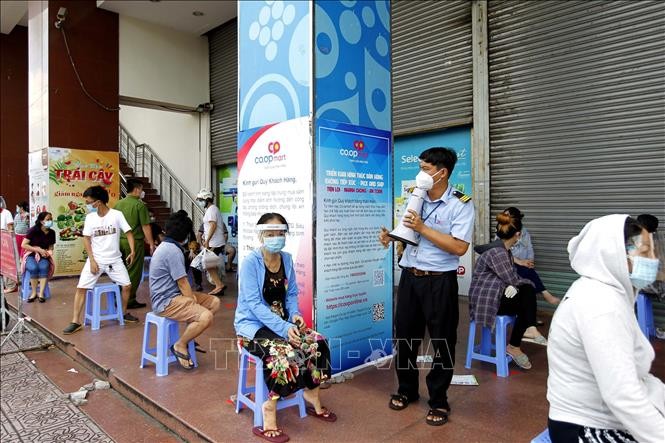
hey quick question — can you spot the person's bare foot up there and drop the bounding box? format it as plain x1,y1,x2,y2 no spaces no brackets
303,388,323,414
261,399,282,438
507,344,532,369
523,326,544,340
173,343,193,367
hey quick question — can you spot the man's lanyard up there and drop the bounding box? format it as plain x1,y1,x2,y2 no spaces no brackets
420,200,443,223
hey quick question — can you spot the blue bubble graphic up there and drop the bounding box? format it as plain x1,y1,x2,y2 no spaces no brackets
371,88,386,112
340,10,361,45
345,72,357,90
317,32,332,55
362,6,375,27
376,34,388,57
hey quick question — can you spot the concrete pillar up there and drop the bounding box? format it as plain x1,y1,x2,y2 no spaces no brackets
237,0,393,372
27,0,120,276
0,26,28,209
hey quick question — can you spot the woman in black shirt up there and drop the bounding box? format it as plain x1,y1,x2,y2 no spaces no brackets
21,212,56,302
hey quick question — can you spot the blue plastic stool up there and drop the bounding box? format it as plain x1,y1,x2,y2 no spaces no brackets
531,428,551,443
140,312,198,377
20,270,51,301
142,256,151,282
636,292,655,339
236,347,307,427
83,283,124,331
465,315,516,377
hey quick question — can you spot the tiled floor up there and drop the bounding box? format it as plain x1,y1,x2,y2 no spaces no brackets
0,352,112,443
5,274,665,442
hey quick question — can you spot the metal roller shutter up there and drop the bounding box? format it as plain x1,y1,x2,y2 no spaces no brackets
392,0,473,135
488,0,665,320
208,19,238,166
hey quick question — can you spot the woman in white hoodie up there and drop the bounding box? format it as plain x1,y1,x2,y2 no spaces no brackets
547,215,664,442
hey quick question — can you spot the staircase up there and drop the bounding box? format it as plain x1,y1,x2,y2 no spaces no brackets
118,158,171,227
118,124,205,230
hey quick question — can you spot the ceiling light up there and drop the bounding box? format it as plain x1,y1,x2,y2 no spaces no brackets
192,11,205,17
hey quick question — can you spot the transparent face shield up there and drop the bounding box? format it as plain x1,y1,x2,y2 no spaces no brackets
256,223,288,241
626,230,664,284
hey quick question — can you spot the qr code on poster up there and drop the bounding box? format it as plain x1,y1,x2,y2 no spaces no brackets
373,269,385,287
371,302,385,322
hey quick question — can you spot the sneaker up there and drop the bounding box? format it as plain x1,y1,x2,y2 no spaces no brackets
123,313,139,323
63,322,82,335
126,301,147,309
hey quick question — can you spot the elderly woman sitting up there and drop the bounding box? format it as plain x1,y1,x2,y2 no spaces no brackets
235,213,335,443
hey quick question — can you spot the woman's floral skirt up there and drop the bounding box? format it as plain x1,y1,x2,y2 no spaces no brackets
239,326,331,400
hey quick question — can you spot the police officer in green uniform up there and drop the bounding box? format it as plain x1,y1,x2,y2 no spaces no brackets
114,178,155,309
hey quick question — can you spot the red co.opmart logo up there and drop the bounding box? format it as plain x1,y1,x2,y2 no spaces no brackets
255,140,286,164
340,139,368,159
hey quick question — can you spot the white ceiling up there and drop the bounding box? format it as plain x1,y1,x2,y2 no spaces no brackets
97,0,237,35
0,1,28,35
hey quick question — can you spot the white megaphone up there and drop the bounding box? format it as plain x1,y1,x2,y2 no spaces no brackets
388,187,427,246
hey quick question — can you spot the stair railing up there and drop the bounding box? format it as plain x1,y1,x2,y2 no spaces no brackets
119,124,205,230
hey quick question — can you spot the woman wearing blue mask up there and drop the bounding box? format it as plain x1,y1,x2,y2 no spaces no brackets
21,211,56,302
547,215,664,442
235,213,335,443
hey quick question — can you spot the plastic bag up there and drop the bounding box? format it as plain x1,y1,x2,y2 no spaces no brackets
203,249,222,269
190,248,218,272
205,252,226,285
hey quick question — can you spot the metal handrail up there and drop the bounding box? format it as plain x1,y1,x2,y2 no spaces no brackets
118,124,205,230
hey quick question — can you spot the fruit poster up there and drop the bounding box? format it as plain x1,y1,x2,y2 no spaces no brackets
47,148,119,276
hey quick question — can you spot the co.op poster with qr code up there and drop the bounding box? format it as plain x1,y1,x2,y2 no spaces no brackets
314,119,394,373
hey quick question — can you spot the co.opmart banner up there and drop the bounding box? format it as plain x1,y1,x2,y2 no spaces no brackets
48,148,119,276
237,117,314,326
315,119,393,372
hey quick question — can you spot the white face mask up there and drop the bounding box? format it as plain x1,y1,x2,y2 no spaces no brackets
196,200,206,208
140,191,145,199
627,255,660,290
415,169,443,191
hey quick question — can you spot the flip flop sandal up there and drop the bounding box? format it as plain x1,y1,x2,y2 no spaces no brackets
170,345,193,370
510,352,532,370
194,341,207,353
209,286,226,296
425,408,449,426
388,394,411,411
305,406,337,422
252,426,289,443
522,335,548,346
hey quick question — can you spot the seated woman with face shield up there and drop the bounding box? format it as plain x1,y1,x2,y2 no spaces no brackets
235,213,336,443
547,215,665,443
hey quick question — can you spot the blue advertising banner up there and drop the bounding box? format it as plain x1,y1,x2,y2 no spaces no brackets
393,127,473,294
238,1,310,131
315,119,393,371
314,0,391,131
